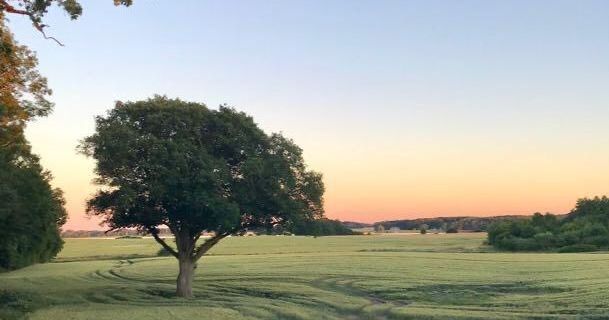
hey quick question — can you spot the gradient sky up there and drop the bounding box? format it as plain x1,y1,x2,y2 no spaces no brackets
7,0,609,229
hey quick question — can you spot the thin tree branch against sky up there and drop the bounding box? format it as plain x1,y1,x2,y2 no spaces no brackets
7,0,609,229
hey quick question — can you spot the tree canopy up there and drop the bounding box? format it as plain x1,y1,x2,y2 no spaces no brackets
0,13,52,148
81,96,325,297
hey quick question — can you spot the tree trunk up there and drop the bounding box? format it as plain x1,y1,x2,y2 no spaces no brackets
176,257,195,298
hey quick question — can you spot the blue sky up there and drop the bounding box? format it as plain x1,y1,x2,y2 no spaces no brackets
7,0,609,228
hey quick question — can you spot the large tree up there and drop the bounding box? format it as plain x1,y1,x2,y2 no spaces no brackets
0,0,133,271
80,96,325,298
0,13,66,271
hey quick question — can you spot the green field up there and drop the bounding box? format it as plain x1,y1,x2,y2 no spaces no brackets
3,233,609,319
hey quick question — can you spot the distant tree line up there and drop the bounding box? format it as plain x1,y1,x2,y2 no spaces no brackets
370,216,530,232
488,197,609,252
291,218,360,236
341,221,373,229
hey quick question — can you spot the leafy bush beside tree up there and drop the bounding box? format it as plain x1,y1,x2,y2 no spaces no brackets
487,197,609,252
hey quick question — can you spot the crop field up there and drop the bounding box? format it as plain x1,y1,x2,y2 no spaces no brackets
3,233,609,319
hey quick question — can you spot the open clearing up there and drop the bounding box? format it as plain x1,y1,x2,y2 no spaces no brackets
3,233,609,319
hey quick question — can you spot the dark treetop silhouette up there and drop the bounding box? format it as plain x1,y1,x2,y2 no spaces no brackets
80,96,325,298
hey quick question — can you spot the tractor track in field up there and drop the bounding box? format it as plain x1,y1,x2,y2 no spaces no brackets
81,258,594,320
78,258,412,319
77,257,605,320
86,259,170,284
309,276,411,319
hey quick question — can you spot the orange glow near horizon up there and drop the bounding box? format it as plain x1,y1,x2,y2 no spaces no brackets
51,134,609,230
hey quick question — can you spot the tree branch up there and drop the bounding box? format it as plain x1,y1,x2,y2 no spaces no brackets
191,220,269,261
37,27,64,46
0,0,29,15
193,232,230,261
103,227,119,234
149,228,178,258
0,0,65,46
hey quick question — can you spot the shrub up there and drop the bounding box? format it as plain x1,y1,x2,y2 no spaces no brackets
557,244,598,253
445,227,458,233
115,235,143,239
487,221,513,245
497,237,541,251
556,230,580,247
533,232,556,249
293,219,360,236
157,248,173,257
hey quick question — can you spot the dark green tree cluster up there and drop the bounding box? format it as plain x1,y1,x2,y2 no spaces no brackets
0,150,66,271
488,197,609,252
292,218,359,236
0,14,66,271
81,96,325,297
374,215,527,232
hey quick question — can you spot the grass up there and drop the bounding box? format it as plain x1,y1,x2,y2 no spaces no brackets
2,233,609,319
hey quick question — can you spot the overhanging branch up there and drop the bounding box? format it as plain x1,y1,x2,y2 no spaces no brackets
0,0,64,46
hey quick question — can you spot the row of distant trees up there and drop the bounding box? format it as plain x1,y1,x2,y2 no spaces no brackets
488,197,609,252
372,215,528,233
373,223,460,234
